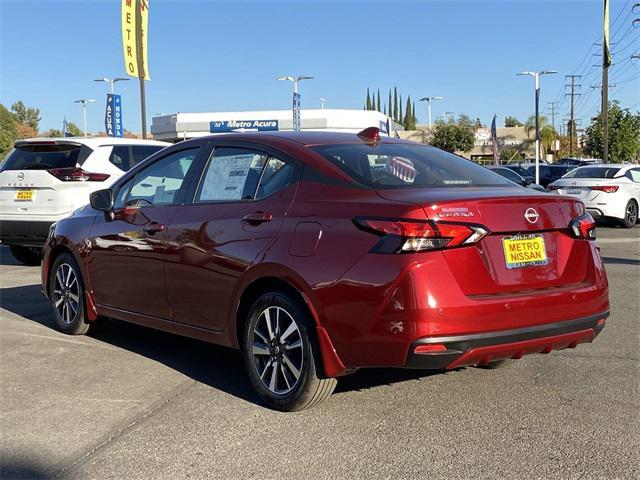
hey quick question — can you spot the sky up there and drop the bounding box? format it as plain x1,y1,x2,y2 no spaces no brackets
1,0,638,134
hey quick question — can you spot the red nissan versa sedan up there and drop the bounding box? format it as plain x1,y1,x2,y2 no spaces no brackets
41,128,609,411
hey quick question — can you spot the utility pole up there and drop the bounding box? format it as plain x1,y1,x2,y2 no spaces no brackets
547,101,560,132
602,0,613,162
565,75,581,157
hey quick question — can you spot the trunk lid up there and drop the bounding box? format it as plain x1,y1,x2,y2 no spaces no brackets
377,187,592,295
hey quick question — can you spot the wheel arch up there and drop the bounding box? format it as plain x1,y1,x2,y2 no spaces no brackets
232,270,347,378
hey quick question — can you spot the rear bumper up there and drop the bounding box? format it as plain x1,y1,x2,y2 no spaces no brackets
406,312,608,369
0,220,54,247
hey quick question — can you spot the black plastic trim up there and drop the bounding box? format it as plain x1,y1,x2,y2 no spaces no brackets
405,311,609,369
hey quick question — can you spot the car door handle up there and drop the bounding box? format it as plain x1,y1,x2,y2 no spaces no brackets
143,222,165,234
242,212,273,225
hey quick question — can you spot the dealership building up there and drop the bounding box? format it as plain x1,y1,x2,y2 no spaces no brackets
151,109,403,142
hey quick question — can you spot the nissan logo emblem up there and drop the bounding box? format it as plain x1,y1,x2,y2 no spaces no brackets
524,208,540,224
17,172,24,181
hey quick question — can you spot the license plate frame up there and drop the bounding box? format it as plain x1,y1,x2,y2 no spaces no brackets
567,188,582,195
15,189,35,202
502,234,548,270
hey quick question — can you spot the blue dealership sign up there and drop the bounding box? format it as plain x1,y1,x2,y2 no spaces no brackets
105,94,123,137
210,119,279,133
292,92,301,131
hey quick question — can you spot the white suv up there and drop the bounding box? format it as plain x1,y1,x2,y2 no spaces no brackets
0,136,169,264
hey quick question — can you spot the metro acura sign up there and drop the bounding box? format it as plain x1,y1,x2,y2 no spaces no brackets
210,120,279,133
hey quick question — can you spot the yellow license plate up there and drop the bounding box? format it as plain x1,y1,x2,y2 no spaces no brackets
15,189,35,201
502,234,548,269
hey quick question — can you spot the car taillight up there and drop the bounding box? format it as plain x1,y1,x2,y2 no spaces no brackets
47,167,110,182
569,213,596,240
354,217,489,253
589,185,619,193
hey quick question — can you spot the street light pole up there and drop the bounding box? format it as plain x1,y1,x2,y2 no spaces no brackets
277,75,314,131
94,77,130,94
419,96,443,128
517,70,557,185
74,99,95,137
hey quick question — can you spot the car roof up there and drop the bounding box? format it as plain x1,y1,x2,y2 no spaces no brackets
14,137,170,147
189,130,416,148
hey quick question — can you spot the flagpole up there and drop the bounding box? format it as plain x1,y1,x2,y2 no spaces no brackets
139,77,147,139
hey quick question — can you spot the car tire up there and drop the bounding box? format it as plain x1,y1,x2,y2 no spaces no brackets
619,199,638,228
242,291,337,411
48,253,90,335
9,245,42,266
477,359,512,369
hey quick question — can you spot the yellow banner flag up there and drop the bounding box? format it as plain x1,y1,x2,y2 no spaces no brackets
603,0,612,67
121,0,150,80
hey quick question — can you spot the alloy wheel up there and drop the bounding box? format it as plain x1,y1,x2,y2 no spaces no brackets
53,263,80,325
626,202,638,225
251,306,304,395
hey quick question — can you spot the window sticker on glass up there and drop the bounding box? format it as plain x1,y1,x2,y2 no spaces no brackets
198,148,268,202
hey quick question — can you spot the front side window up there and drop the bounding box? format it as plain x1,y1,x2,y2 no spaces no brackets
626,169,640,183
125,148,198,206
196,147,268,202
312,143,512,188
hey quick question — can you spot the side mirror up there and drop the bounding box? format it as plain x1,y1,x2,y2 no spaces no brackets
90,189,114,220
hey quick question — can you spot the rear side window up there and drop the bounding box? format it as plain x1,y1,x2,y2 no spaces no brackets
196,147,268,202
493,168,521,183
312,143,512,188
627,169,640,183
109,146,130,171
256,157,295,199
108,145,164,171
1,144,85,171
564,167,621,179
131,145,164,167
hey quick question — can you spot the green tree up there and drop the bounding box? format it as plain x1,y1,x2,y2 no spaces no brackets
505,116,523,127
66,122,83,137
42,128,64,138
371,95,376,111
524,115,556,156
377,89,381,113
404,96,416,130
0,104,18,159
399,95,403,125
583,101,640,162
10,101,41,131
500,146,524,162
412,103,416,127
388,90,393,118
430,116,476,153
365,88,371,110
393,87,398,122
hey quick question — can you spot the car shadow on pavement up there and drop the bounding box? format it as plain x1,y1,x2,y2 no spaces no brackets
602,256,640,266
0,246,24,266
1,283,454,406
0,459,50,480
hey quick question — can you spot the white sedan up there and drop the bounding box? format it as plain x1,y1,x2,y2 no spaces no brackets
548,164,640,228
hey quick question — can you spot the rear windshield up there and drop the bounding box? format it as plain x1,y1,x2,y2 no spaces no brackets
1,144,82,171
563,166,621,179
311,143,513,188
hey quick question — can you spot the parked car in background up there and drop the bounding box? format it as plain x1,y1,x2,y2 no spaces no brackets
486,166,546,191
548,164,640,228
555,158,602,167
0,137,169,264
41,129,609,411
521,164,575,188
502,164,535,183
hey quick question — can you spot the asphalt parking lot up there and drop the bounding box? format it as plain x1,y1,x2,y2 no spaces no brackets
1,226,638,480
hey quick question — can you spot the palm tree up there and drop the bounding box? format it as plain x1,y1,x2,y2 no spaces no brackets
524,115,556,158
